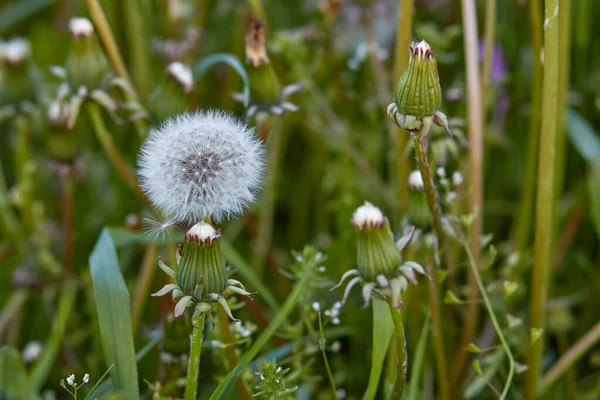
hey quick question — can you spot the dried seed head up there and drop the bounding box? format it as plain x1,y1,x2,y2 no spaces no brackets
246,20,269,67
138,110,265,223
68,18,95,38
166,61,193,93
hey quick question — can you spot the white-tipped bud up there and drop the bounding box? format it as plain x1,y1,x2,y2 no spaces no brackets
66,374,75,386
413,40,433,59
83,374,90,383
186,221,220,244
1,38,30,64
351,202,385,230
69,18,95,38
409,170,424,191
167,61,193,93
452,171,463,186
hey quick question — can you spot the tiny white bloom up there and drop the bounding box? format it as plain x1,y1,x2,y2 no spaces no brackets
1,38,30,64
166,61,194,93
330,341,342,352
83,374,90,383
409,170,424,191
452,171,463,186
276,366,282,373
21,341,42,363
351,202,385,229
436,167,446,177
337,388,347,399
66,374,75,386
69,17,94,37
138,110,265,223
312,302,320,312
332,318,340,325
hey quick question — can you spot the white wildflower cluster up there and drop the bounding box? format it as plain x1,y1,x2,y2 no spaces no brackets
138,110,265,223
231,320,257,339
61,372,90,397
323,301,342,325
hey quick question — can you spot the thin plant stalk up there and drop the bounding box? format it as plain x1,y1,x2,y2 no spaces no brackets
184,312,207,400
481,0,496,91
412,135,444,242
318,310,338,399
392,0,414,218
426,266,450,400
247,0,265,19
86,104,149,205
123,0,152,97
60,169,74,277
462,239,515,399
407,313,430,400
216,303,253,400
85,0,147,137
387,299,407,400
208,261,313,400
539,320,600,395
131,244,158,335
455,0,484,383
252,118,285,274
514,0,543,251
526,1,559,397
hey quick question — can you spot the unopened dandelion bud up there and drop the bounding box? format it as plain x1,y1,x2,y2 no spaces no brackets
66,17,110,89
177,222,226,299
388,40,451,136
147,62,193,120
0,38,36,105
352,202,401,281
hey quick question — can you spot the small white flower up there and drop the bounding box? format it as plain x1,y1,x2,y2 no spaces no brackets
69,17,94,38
1,38,30,64
332,318,340,325
337,388,347,399
452,171,463,186
66,374,75,386
166,61,193,93
83,374,90,383
312,302,320,312
330,341,342,352
436,167,446,177
21,341,42,363
409,170,424,191
351,202,385,229
138,110,265,223
276,366,282,373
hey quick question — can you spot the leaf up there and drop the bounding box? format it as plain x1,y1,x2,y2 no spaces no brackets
193,54,250,107
0,346,39,400
567,109,600,239
467,343,483,354
362,298,394,400
0,0,55,33
89,229,139,400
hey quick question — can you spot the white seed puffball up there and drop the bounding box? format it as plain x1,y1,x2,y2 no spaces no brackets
138,110,265,223
352,202,385,229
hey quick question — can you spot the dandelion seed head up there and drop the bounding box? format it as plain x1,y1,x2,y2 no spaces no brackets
69,18,94,38
138,110,265,223
351,202,385,229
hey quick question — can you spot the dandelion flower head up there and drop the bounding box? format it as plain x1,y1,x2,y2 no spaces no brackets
138,110,265,223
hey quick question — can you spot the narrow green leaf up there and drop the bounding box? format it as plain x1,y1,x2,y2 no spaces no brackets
89,229,139,399
193,53,250,107
407,313,430,400
362,298,394,400
0,346,39,400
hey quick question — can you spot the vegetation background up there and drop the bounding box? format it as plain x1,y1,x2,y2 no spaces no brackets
1,0,599,399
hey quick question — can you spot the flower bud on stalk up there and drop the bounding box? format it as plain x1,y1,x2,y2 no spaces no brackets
387,41,451,138
147,61,193,121
66,18,111,90
0,38,37,106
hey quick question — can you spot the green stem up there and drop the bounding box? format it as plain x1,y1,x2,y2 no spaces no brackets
85,0,147,137
318,310,338,398
363,299,394,400
426,267,450,400
539,320,600,395
412,135,444,242
481,0,496,90
526,1,559,398
86,104,149,205
407,313,430,400
123,0,152,97
60,170,74,277
184,312,207,400
387,299,407,400
208,261,313,400
392,0,414,219
462,240,515,399
246,0,265,19
514,0,543,251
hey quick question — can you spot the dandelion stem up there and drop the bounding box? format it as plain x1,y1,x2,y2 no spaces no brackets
216,303,253,400
539,320,600,395
455,0,484,385
184,312,207,400
426,265,451,400
462,239,515,399
86,104,149,206
514,0,543,251
85,0,147,137
526,0,559,398
392,0,414,219
387,298,407,400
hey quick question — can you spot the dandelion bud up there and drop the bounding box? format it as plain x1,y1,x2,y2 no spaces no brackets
66,17,110,89
147,61,193,121
351,202,401,281
387,41,451,137
177,222,226,298
0,38,36,105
